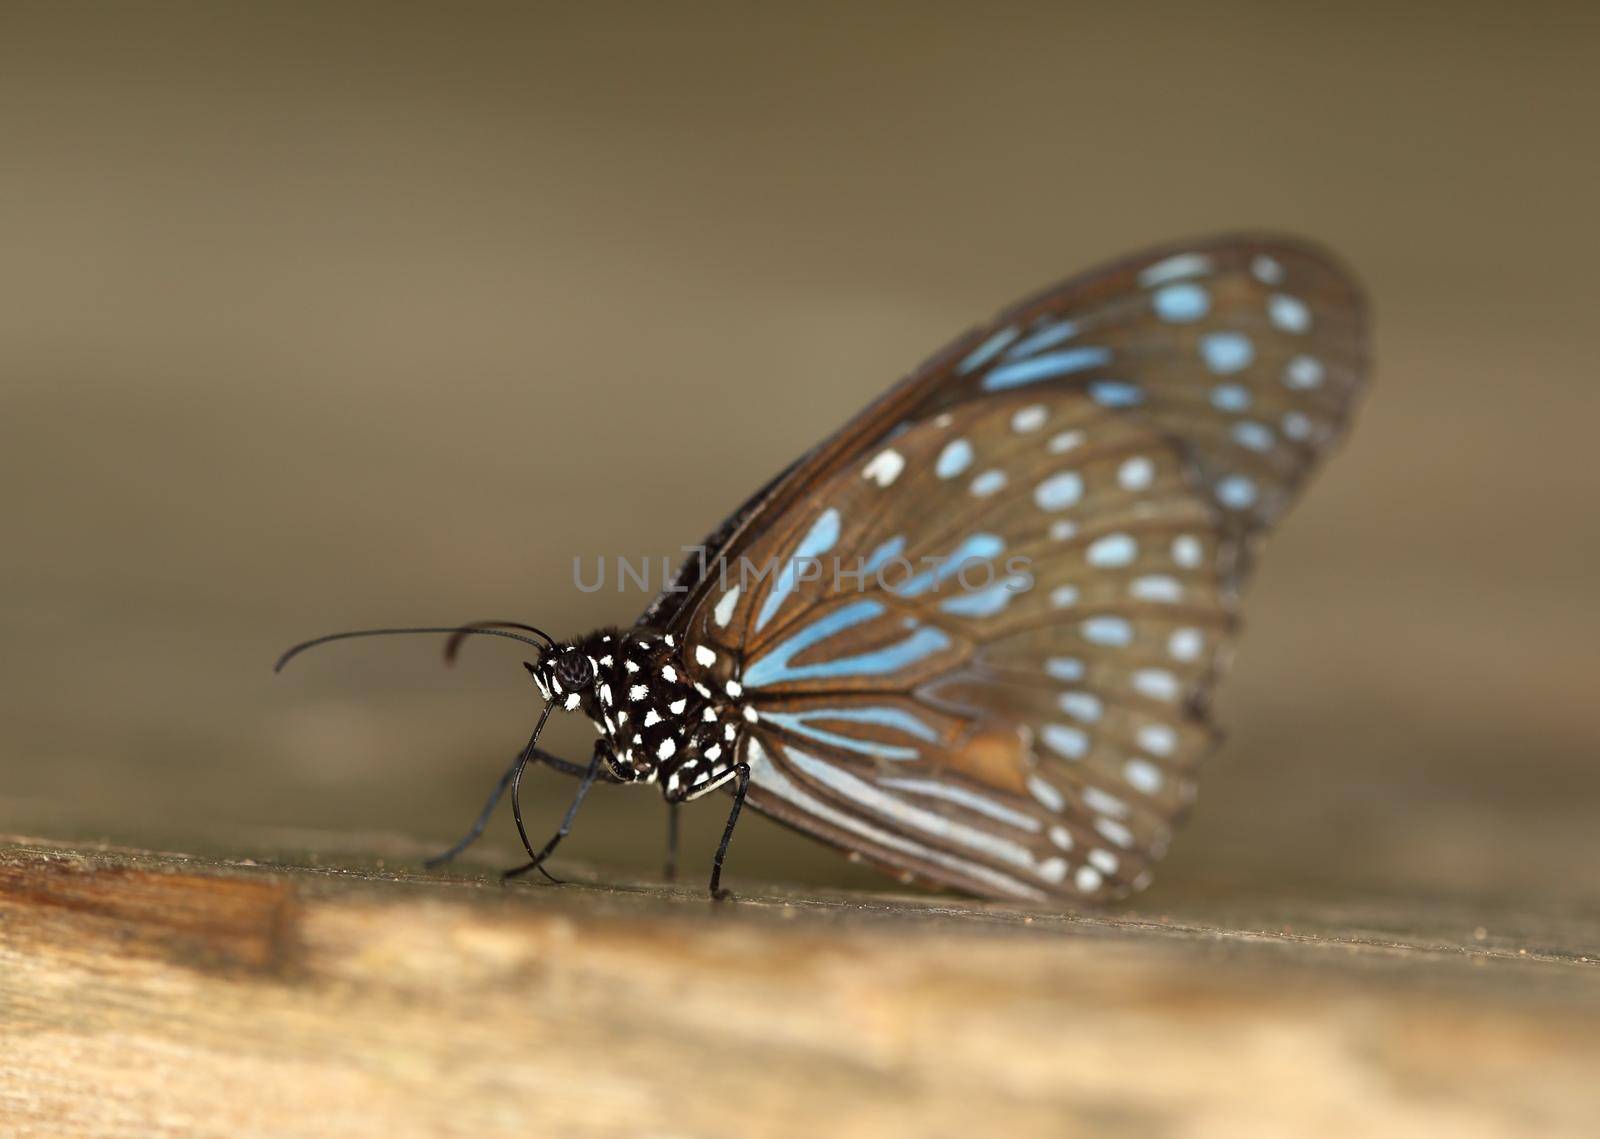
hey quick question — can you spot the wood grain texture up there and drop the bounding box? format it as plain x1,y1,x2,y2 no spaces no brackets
3,835,1598,1139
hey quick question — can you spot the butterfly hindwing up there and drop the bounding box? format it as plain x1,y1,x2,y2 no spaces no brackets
679,392,1235,900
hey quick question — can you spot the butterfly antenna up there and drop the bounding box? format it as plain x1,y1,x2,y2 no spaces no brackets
274,625,555,673
441,620,560,665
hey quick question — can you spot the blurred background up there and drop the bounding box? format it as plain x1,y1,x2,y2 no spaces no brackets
2,1,1595,909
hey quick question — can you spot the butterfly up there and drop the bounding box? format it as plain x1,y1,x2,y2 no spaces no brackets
278,234,1369,903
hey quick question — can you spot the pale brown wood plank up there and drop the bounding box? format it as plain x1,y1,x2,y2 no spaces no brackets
4,835,1598,1139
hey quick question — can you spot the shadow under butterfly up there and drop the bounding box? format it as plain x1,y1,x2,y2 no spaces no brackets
278,234,1369,904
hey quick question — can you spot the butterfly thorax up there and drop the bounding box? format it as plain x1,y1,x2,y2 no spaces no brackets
530,629,747,802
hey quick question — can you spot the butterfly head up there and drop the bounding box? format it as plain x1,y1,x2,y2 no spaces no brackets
526,642,598,712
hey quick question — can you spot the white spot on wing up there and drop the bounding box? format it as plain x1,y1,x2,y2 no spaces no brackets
1086,533,1137,568
1216,474,1258,510
1026,774,1065,812
863,448,906,487
1269,294,1312,333
1059,692,1103,722
1138,724,1177,756
1139,251,1213,287
713,586,741,628
1047,430,1084,454
1285,355,1324,389
1034,472,1083,511
1118,456,1154,492
970,469,1007,497
1043,724,1089,760
1168,628,1204,662
1125,758,1163,794
1130,575,1183,603
1010,404,1048,433
936,438,974,479
1082,616,1133,646
1251,254,1285,284
1132,669,1181,702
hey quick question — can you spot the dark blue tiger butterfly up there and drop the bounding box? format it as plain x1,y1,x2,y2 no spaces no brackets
278,234,1369,903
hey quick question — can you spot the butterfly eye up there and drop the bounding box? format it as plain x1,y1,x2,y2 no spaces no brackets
553,651,595,691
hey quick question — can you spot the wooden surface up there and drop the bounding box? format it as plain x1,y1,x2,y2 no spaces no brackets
3,835,1598,1139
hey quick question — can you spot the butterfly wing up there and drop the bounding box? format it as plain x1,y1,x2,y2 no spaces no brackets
681,391,1234,900
644,234,1368,900
644,234,1366,634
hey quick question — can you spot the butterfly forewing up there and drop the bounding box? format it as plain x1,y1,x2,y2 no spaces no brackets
651,235,1365,632
644,235,1368,901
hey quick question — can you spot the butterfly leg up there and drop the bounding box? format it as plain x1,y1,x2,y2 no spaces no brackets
502,745,604,883
423,745,597,869
707,763,752,902
423,749,523,869
663,801,680,884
